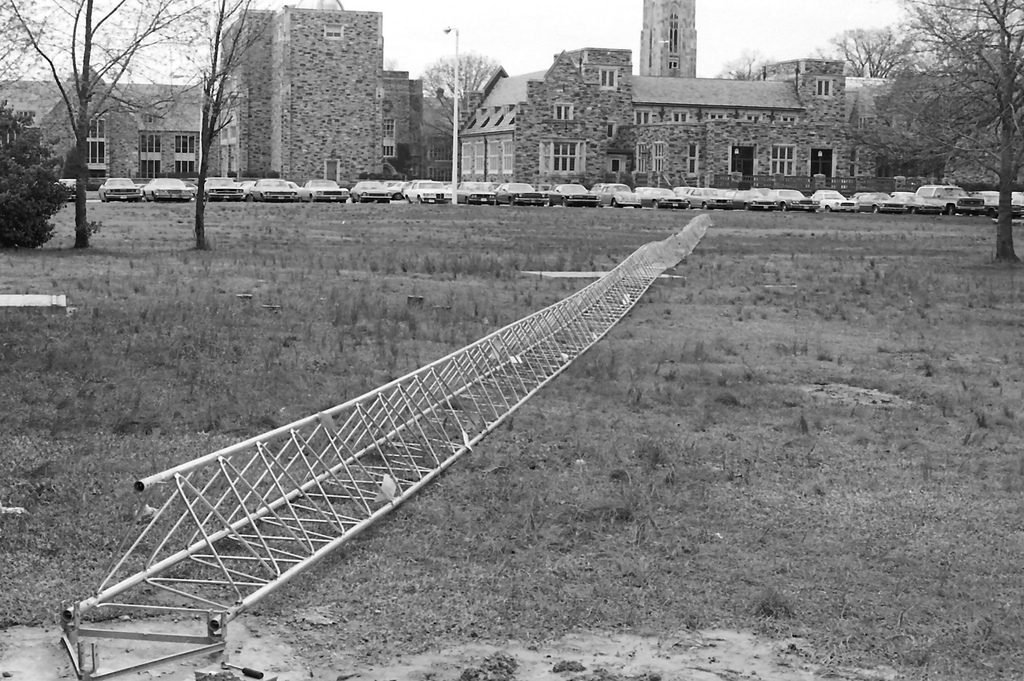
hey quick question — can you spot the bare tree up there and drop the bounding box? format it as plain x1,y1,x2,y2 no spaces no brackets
185,1,269,251
716,51,770,80
900,0,1023,261
828,26,920,77
421,52,500,134
8,0,200,248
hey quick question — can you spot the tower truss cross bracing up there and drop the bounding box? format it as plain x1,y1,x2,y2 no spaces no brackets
59,216,710,680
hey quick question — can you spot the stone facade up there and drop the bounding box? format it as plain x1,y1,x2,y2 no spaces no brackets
464,49,858,188
639,0,697,78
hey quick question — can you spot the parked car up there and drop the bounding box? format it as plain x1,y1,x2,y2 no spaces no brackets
297,179,349,203
809,189,856,213
237,181,256,199
57,178,77,201
635,186,689,209
404,180,451,204
971,190,1024,218
493,182,548,206
246,178,298,202
914,184,986,216
98,177,143,202
729,189,776,211
203,177,245,202
890,191,942,215
456,182,497,205
590,182,642,208
765,189,817,212
546,184,600,208
349,180,394,204
672,186,699,198
685,187,733,210
852,192,905,214
381,180,408,201
142,177,193,202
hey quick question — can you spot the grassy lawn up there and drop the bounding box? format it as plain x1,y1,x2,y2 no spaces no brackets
1,202,1022,679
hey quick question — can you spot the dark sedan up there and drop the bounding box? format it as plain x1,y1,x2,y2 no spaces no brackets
456,182,497,205
547,184,600,207
635,187,690,209
765,189,818,212
853,192,905,214
686,187,734,210
494,182,548,206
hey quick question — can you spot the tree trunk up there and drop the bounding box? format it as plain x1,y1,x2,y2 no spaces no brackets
995,57,1019,262
194,102,212,251
73,109,90,249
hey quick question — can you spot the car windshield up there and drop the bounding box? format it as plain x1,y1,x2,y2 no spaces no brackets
460,183,490,190
307,180,338,188
605,185,630,192
105,178,135,187
937,187,968,198
357,182,385,189
557,185,588,194
506,183,535,192
862,193,891,200
206,178,235,187
777,190,805,199
418,182,445,189
818,191,844,199
149,179,184,188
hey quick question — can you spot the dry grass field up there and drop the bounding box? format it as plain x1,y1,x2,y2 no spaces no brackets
1,201,1022,679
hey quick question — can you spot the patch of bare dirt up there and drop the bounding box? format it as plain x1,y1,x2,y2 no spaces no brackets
1,615,899,681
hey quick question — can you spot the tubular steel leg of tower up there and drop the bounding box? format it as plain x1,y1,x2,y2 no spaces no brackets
58,216,710,679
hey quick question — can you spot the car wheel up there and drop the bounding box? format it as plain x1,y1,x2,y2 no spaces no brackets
245,194,254,202
781,203,789,211
417,196,423,204
824,205,832,212
909,207,918,215
744,203,752,211
701,202,709,209
611,198,619,207
873,205,880,214
944,204,955,216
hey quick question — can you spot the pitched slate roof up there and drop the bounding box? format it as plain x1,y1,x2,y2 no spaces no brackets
632,76,802,110
484,70,547,107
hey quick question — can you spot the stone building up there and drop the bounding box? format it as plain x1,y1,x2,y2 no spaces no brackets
26,82,202,180
460,49,858,188
221,0,422,183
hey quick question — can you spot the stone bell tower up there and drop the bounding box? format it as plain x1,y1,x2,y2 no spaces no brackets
639,0,697,78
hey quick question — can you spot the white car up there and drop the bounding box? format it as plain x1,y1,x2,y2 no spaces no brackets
98,177,143,202
404,180,451,204
809,189,856,213
297,179,350,203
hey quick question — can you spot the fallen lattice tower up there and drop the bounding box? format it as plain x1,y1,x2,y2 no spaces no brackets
59,216,710,679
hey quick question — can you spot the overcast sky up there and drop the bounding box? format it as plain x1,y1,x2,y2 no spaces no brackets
328,0,906,79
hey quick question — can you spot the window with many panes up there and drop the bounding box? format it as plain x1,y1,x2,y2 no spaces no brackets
140,133,161,153
324,24,343,39
539,141,583,174
815,78,834,97
502,140,514,174
87,117,106,166
488,140,501,174
382,143,395,157
174,135,195,155
672,111,688,123
461,142,473,175
139,159,161,177
599,68,617,89
652,142,666,172
686,143,699,174
474,141,485,174
635,111,651,125
771,145,795,175
635,143,650,172
382,118,395,138
553,103,574,121
606,122,616,138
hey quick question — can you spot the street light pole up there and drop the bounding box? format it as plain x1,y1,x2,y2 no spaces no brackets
444,26,459,206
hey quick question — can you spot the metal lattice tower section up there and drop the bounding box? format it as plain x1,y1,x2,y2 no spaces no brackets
59,217,709,680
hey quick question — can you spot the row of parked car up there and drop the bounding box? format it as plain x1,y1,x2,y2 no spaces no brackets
63,177,1024,217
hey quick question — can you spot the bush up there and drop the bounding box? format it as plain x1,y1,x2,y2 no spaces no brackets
0,109,65,248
